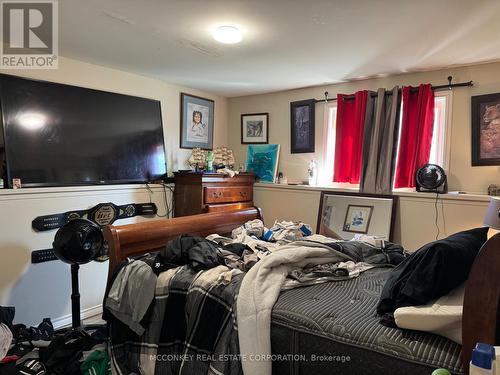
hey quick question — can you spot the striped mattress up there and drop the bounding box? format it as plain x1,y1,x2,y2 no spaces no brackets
270,267,463,374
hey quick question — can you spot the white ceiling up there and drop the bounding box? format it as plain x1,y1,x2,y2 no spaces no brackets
60,0,500,97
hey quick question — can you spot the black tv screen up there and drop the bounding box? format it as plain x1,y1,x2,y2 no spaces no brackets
0,74,166,187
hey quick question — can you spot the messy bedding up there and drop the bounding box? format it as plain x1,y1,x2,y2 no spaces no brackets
103,219,467,375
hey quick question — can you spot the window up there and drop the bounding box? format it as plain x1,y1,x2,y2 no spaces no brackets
320,102,338,186
321,92,451,188
429,92,451,169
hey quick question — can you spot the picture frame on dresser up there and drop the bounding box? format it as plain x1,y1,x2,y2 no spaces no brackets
241,113,269,144
180,93,214,149
290,99,315,153
471,93,500,166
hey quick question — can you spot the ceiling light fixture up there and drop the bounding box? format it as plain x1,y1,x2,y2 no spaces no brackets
213,26,242,44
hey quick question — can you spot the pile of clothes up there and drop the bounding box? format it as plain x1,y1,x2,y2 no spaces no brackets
104,218,405,341
104,219,407,374
104,219,317,336
0,306,109,375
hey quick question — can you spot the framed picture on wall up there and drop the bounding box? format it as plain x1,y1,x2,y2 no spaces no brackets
471,93,500,166
180,93,214,149
342,205,373,234
241,113,269,144
317,192,397,241
290,99,315,153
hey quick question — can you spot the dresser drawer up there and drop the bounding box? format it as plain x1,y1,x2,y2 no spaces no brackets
204,202,254,213
204,186,253,204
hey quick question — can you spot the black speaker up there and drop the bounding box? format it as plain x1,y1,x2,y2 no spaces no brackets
415,164,448,194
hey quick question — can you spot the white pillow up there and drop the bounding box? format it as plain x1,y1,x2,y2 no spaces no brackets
394,283,464,344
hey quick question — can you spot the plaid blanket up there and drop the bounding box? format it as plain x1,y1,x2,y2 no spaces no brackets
109,265,244,375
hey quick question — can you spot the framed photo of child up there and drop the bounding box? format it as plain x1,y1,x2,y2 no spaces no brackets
180,93,215,149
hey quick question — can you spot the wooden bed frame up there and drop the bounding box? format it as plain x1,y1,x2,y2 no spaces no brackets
103,207,499,373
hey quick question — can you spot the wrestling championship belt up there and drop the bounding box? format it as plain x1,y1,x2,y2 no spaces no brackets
32,202,158,231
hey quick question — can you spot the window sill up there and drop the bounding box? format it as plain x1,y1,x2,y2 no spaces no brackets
254,182,491,202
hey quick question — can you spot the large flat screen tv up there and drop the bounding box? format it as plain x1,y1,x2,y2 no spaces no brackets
0,74,166,188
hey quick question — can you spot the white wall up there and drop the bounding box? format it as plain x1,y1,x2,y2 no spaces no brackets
0,56,228,325
228,61,500,193
254,185,492,251
0,186,168,326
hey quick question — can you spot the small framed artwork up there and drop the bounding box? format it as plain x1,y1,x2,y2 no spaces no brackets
290,99,315,153
471,93,500,166
343,205,373,234
317,192,397,241
180,93,214,149
241,113,269,144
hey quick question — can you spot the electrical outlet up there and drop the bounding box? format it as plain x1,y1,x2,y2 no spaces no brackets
31,248,58,264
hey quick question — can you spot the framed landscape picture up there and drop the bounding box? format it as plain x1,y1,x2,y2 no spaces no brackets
290,99,315,153
180,93,214,149
241,113,269,144
343,205,373,234
471,93,500,166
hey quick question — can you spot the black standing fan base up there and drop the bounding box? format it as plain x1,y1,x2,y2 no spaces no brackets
54,264,105,335
416,182,448,194
52,219,106,333
55,324,105,336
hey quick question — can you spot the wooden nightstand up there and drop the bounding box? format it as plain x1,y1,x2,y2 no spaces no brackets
173,171,256,217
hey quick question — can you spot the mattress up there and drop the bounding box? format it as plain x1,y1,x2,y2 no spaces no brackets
270,268,463,375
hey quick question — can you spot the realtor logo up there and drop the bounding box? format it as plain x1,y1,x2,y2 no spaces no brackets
1,0,58,69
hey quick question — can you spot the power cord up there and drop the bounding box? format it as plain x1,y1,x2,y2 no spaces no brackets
145,182,175,218
434,192,440,240
440,195,447,237
161,182,175,218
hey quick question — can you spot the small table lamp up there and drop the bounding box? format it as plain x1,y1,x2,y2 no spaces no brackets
484,197,500,230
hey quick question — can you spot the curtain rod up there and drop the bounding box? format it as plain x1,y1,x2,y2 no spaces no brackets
313,76,473,103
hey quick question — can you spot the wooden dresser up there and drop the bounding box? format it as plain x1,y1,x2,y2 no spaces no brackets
173,171,256,217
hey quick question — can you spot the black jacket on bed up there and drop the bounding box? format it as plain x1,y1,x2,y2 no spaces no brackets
376,227,488,316
326,241,406,265
160,234,223,271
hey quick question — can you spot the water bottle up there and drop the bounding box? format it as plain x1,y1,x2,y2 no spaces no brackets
470,343,495,375
308,160,318,186
206,151,214,172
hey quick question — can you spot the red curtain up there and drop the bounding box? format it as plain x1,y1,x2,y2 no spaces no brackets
394,84,435,188
333,91,368,183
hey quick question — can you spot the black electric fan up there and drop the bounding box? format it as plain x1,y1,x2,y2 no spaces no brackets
415,164,448,194
52,219,104,329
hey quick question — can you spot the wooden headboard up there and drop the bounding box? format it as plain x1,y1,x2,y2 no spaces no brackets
462,232,500,371
103,206,262,280
103,208,498,373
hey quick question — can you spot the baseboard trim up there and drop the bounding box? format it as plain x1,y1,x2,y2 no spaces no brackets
52,304,103,329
